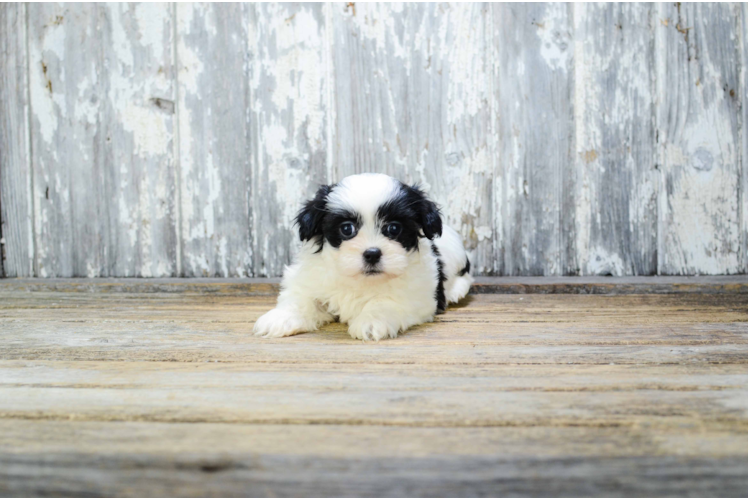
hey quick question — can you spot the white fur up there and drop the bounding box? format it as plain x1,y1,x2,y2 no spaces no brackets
253,173,473,341
435,225,474,304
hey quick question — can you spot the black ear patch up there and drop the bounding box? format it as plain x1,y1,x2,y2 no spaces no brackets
295,184,335,244
405,184,442,240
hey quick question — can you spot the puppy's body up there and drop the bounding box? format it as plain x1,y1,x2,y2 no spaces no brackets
253,173,473,341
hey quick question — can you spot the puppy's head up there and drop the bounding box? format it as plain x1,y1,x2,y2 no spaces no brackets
295,174,442,278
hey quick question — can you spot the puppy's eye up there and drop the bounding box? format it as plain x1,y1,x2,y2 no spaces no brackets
384,222,402,238
339,222,357,239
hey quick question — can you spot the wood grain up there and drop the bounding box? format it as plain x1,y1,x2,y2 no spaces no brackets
1,285,748,495
655,3,742,275
0,3,33,277
250,3,330,278
99,3,178,277
27,4,100,277
177,3,253,278
2,421,746,496
2,292,748,366
573,3,657,276
493,3,574,276
3,360,748,426
741,3,748,273
27,4,177,278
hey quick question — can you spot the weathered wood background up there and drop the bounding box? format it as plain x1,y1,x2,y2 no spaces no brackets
0,3,746,278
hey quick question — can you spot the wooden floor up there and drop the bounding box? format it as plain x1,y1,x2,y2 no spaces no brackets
1,279,748,496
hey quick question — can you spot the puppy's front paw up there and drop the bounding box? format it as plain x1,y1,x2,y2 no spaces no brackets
253,308,315,338
348,315,400,341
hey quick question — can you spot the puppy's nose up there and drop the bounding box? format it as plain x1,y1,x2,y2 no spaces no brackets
363,248,382,265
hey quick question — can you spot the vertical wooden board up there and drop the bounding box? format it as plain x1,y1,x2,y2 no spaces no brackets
28,4,104,277
655,3,741,275
99,4,178,277
331,3,411,180
573,3,657,276
741,4,748,273
333,3,494,274
250,3,329,277
493,3,574,275
28,4,177,277
0,4,33,277
177,3,252,277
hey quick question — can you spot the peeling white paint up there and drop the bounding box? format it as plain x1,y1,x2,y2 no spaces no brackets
656,3,740,275
536,3,571,72
121,105,170,157
135,3,169,54
586,247,625,276
29,19,66,144
446,4,487,122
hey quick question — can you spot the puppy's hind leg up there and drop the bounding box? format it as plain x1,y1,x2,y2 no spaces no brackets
445,273,473,304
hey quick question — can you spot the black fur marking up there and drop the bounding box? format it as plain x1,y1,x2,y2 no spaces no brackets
296,184,363,253
376,182,443,250
458,256,471,276
295,184,335,252
431,243,447,314
321,210,361,250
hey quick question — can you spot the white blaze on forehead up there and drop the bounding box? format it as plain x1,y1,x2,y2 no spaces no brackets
326,173,401,224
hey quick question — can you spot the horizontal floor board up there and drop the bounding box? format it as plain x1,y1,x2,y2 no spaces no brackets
2,295,747,364
2,361,748,428
4,361,748,391
1,421,747,496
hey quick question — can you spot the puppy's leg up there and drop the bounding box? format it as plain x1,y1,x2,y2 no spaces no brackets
348,300,429,341
253,306,331,338
253,297,332,338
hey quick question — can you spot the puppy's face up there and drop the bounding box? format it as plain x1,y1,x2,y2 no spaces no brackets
296,174,442,279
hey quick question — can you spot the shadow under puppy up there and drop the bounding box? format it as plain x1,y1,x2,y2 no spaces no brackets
253,173,473,341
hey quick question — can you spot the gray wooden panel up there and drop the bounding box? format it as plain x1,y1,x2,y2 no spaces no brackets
333,3,495,274
27,4,176,278
2,445,747,497
741,4,748,273
493,3,574,275
28,4,102,277
250,3,330,278
177,3,253,277
0,4,33,277
655,3,741,275
572,3,657,276
99,3,178,277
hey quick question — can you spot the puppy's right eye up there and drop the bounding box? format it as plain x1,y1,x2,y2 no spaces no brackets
339,222,356,239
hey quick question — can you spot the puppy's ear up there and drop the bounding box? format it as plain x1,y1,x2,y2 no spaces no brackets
407,184,443,240
296,184,334,242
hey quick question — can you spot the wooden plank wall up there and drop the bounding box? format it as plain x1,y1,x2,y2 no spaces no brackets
0,2,745,277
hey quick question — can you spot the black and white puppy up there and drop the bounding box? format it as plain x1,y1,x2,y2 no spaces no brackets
253,173,473,341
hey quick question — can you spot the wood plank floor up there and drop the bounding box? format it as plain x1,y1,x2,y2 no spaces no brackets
1,280,748,496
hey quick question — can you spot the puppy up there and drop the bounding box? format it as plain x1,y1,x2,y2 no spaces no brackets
253,173,473,341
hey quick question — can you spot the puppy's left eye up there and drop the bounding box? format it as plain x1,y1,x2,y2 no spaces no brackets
383,222,402,238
